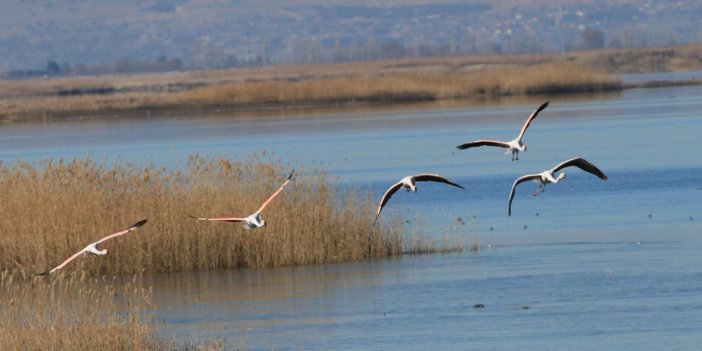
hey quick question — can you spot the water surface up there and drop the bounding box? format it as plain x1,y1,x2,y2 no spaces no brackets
2,83,701,349
144,240,702,350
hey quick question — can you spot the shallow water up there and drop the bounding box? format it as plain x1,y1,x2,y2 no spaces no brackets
2,83,702,349
144,240,702,350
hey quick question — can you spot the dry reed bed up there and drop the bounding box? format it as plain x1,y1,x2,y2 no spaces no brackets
178,62,619,107
9,43,702,119
0,272,222,350
0,156,444,276
573,44,702,73
3,43,702,120
3,43,699,100
0,157,451,350
0,60,621,119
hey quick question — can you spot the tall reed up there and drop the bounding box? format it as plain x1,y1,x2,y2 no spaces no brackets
0,272,223,350
5,43,702,120
0,59,622,119
175,62,620,107
0,156,426,276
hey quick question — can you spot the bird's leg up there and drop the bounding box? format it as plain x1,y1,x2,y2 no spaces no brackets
511,151,515,161
532,184,543,196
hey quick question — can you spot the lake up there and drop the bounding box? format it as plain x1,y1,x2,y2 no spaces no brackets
2,83,701,349
145,240,702,350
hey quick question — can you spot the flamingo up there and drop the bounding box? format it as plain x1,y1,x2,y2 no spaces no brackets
508,157,608,216
37,219,148,275
190,170,294,229
456,101,549,161
375,174,465,222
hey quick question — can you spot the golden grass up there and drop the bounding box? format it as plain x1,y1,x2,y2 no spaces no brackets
0,272,223,350
0,155,449,276
176,61,619,106
0,156,453,349
6,43,702,120
570,44,702,73
0,59,621,120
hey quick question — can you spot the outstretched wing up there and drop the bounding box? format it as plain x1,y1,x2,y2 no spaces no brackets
256,170,294,214
188,215,247,223
94,219,148,245
374,181,404,223
456,140,510,150
508,174,541,216
37,248,87,275
413,174,465,189
37,219,149,275
552,157,608,180
516,101,549,141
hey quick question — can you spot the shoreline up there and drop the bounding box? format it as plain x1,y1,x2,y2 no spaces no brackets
1,77,698,123
4,44,702,123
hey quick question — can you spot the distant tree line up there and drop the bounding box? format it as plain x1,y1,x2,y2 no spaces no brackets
188,37,269,69
1,45,270,79
0,26,668,79
280,31,609,65
1,55,185,79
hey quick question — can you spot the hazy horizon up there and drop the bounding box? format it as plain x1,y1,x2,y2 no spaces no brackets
2,0,701,74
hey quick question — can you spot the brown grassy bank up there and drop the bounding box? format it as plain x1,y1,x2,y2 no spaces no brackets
176,62,619,107
573,44,702,73
0,61,619,120
0,156,453,276
0,273,222,350
4,43,702,120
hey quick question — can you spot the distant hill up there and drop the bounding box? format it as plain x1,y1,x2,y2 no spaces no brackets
1,0,701,72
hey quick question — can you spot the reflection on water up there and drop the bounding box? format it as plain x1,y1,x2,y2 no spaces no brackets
2,82,702,349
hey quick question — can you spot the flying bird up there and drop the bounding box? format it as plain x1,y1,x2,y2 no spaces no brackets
37,219,148,275
456,101,549,161
190,170,294,229
374,174,464,222
508,157,608,216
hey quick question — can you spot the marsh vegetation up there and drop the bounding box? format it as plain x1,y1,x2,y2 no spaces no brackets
0,272,225,350
3,44,702,120
0,54,619,120
0,155,462,349
0,156,459,276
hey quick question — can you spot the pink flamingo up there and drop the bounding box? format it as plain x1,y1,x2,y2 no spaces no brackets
37,219,148,275
508,157,608,216
374,173,464,223
190,171,294,229
456,101,549,161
